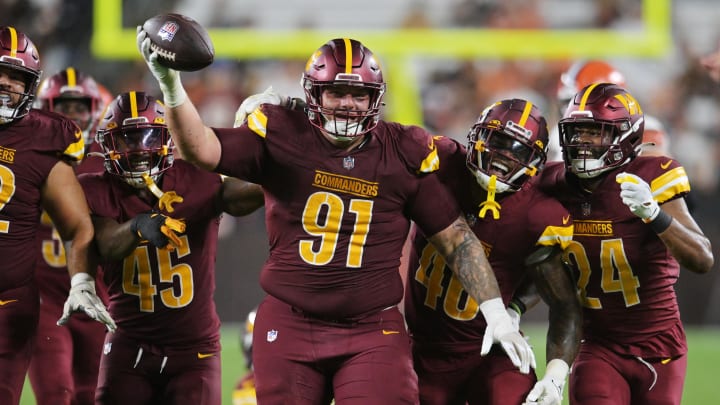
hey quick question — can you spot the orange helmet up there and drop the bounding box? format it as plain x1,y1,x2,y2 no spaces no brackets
96,83,115,112
556,60,626,114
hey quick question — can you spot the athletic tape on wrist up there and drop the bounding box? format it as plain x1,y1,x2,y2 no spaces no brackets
648,209,672,233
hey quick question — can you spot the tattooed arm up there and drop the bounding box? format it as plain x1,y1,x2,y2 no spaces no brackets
427,215,500,303
427,215,536,374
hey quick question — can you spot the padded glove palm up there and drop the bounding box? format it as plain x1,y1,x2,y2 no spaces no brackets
131,212,187,251
58,273,116,332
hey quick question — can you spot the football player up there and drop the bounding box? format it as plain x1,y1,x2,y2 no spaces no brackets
549,60,671,163
538,83,713,404
232,307,257,405
0,26,110,405
28,67,110,405
403,99,580,405
137,33,535,404
77,91,263,405
548,60,627,162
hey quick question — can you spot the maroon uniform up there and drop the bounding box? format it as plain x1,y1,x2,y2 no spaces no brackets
79,159,225,405
0,109,84,404
404,137,573,405
28,141,107,405
215,105,461,404
539,157,690,404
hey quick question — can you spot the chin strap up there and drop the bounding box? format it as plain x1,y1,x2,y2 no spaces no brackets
478,175,501,219
142,173,184,213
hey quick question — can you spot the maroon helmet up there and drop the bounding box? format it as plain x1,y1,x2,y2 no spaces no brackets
559,83,644,178
466,99,549,193
95,91,174,188
301,38,386,138
0,26,41,123
36,67,103,143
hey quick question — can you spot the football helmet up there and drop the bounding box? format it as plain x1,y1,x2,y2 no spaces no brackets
36,67,103,145
95,91,174,188
301,38,386,139
556,60,626,115
466,99,549,193
0,26,41,124
559,83,644,178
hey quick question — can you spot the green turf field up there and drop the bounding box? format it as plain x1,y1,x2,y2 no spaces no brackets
19,324,720,404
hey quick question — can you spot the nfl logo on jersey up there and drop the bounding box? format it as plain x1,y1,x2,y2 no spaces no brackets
266,329,278,342
158,22,179,41
343,156,355,170
581,202,591,217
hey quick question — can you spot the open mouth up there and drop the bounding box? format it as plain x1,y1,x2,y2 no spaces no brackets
488,160,511,176
128,155,152,172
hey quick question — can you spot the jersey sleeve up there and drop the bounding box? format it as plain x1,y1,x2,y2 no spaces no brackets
395,125,442,174
529,191,574,250
59,120,85,164
647,159,690,204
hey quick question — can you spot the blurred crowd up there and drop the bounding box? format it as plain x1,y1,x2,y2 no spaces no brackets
3,0,720,325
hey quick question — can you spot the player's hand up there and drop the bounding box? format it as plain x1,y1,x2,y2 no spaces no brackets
136,26,187,107
507,306,521,331
480,298,536,374
616,172,659,221
58,273,116,332
523,359,569,405
234,86,290,127
130,211,187,251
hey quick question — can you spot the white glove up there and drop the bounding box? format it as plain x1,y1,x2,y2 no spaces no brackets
136,26,187,107
58,273,117,332
523,359,569,405
234,86,290,127
507,306,521,331
480,297,537,374
616,172,660,221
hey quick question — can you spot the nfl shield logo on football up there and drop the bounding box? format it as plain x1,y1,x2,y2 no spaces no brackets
158,22,179,42
266,329,278,342
343,156,355,170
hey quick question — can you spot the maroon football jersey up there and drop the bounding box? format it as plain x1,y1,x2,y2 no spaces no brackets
538,157,690,359
404,137,573,353
34,140,107,308
79,160,224,351
0,109,84,291
213,105,460,319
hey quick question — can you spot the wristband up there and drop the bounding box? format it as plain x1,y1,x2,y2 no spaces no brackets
509,298,526,315
647,209,672,233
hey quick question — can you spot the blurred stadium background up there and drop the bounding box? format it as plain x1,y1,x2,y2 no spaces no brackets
5,0,720,403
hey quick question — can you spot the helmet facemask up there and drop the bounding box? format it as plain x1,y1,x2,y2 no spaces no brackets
0,27,41,124
97,123,173,189
36,68,104,146
303,77,385,141
53,97,95,145
0,65,40,124
559,83,644,179
302,38,386,140
467,122,544,194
